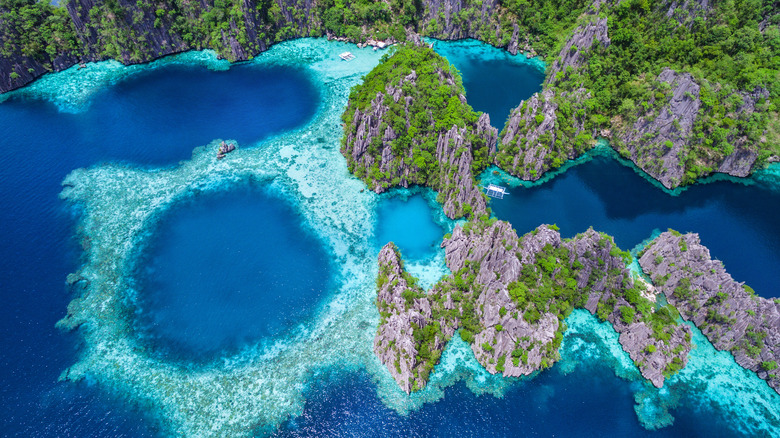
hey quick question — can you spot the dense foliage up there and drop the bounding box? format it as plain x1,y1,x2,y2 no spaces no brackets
0,0,79,65
551,0,780,182
383,218,689,389
341,44,489,188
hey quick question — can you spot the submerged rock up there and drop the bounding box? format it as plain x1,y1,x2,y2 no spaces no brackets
374,220,692,392
639,231,780,394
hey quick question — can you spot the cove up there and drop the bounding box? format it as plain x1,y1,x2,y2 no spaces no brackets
3,37,779,438
375,191,444,262
133,183,332,361
489,152,780,298
433,39,545,128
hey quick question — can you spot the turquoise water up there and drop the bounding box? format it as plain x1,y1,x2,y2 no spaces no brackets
487,149,780,298
375,191,444,261
1,38,778,437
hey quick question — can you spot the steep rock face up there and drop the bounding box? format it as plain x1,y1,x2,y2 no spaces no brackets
496,88,589,180
614,68,701,189
495,18,608,181
447,222,563,375
716,87,772,177
665,0,712,27
639,231,780,394
374,220,693,392
374,243,455,393
341,46,497,219
569,229,692,387
421,0,527,56
546,17,609,84
611,69,771,189
0,0,318,93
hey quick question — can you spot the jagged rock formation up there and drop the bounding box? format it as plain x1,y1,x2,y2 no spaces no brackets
1,0,320,92
495,18,607,180
374,219,692,392
421,0,530,57
609,67,773,189
546,17,610,83
639,231,780,394
374,243,455,393
612,68,701,189
341,45,497,219
0,0,577,94
495,87,590,180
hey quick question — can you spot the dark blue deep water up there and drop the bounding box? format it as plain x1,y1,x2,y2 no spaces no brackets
434,39,545,127
489,154,780,298
134,184,331,361
1,41,779,437
0,62,318,436
274,362,739,437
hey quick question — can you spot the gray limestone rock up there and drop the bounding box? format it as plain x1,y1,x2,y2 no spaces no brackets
639,231,780,394
374,243,455,393
374,221,693,392
497,88,590,181
547,17,610,85
342,63,497,219
614,68,701,189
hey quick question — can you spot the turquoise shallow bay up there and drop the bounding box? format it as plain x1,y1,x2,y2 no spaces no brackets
0,38,778,436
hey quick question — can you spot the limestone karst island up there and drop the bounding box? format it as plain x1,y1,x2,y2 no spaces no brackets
2,0,779,436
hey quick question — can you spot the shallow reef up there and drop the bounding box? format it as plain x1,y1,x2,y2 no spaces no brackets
49,39,780,436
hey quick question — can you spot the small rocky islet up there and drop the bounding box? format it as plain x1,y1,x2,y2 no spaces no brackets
341,43,779,395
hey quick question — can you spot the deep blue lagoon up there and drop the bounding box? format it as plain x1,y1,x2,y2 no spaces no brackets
133,183,331,361
433,39,545,127
0,39,778,437
0,56,319,436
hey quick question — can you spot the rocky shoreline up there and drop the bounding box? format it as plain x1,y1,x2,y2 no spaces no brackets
341,44,496,219
375,219,693,392
639,231,780,394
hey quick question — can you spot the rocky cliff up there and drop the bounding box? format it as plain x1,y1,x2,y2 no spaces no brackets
0,0,321,93
341,44,497,219
421,0,531,57
494,18,608,181
374,219,692,392
639,231,780,394
609,68,770,189
612,68,701,189
374,243,456,392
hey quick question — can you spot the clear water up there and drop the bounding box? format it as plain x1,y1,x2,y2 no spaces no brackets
375,192,444,261
487,151,780,298
1,39,778,438
0,54,319,436
134,183,331,361
433,39,545,127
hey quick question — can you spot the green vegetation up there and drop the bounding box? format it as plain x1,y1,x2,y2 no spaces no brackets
761,360,778,371
423,0,591,57
549,0,780,182
0,0,79,67
378,219,689,391
341,44,490,217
